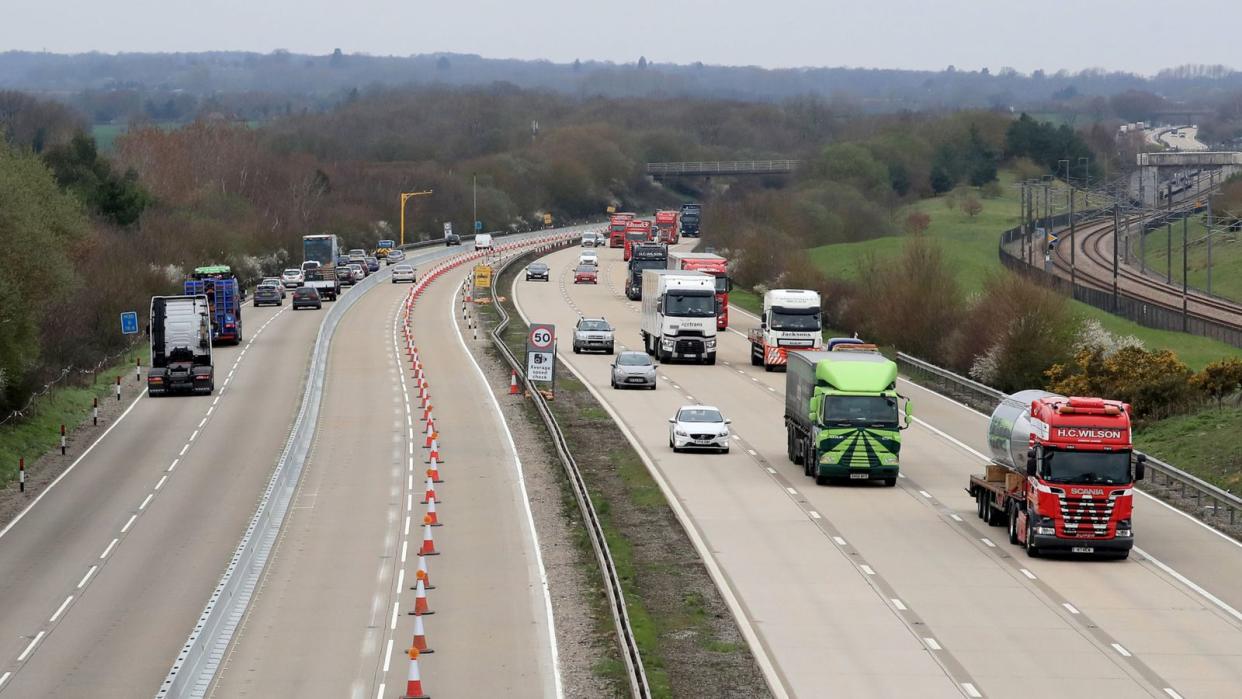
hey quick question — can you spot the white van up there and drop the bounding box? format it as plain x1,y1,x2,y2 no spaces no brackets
474,233,493,251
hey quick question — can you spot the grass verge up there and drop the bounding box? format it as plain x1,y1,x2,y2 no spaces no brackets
1135,406,1242,492
0,344,148,486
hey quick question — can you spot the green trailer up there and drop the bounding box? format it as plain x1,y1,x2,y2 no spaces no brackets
784,349,911,486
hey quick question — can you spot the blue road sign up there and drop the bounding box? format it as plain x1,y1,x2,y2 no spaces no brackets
475,220,483,231
121,311,139,335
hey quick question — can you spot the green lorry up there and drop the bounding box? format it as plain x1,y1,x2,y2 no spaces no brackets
784,345,911,486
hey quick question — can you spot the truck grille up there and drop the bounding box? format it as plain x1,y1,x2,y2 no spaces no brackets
1057,493,1116,536
675,339,704,354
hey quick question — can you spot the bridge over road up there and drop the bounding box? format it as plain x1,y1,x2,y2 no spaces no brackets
646,160,800,178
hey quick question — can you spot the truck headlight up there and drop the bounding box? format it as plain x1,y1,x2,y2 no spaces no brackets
706,338,717,349
1116,519,1132,537
881,455,897,465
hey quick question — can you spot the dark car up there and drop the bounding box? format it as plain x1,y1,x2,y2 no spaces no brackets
292,286,322,310
336,266,356,286
253,284,283,307
525,262,550,281
574,264,598,284
365,256,381,273
445,233,461,246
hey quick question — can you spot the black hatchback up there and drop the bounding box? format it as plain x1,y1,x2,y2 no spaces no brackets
292,286,322,310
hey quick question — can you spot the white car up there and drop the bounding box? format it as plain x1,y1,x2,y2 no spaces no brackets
391,264,417,283
578,250,599,266
668,405,731,454
261,277,286,298
280,269,305,288
581,232,604,247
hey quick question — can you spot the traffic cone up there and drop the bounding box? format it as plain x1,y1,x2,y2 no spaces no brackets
401,647,430,698
411,614,434,654
421,403,433,423
413,555,434,589
425,439,442,464
421,477,438,504
426,456,443,484
417,521,439,557
509,370,520,395
425,496,442,525
423,421,435,448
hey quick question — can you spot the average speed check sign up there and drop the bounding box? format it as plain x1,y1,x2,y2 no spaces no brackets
527,323,556,383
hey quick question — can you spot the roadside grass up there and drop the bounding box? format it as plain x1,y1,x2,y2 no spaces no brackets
796,168,1241,369
488,251,768,698
1137,217,1242,305
0,344,148,486
1135,406,1242,492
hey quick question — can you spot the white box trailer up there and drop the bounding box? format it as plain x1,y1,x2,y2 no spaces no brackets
640,269,718,364
148,295,214,396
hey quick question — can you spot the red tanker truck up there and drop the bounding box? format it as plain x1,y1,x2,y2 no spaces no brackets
969,390,1145,559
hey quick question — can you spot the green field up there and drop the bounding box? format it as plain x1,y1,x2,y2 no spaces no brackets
1135,407,1242,491
805,170,1241,370
1136,217,1242,305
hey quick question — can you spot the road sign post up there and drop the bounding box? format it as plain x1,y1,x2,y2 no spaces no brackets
120,311,139,335
525,323,556,394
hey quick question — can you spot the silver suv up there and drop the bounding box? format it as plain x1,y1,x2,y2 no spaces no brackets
572,317,614,354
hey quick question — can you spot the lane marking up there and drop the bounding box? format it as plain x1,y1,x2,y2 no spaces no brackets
179,444,189,456
1112,643,1132,657
383,638,394,673
924,637,942,651
1063,602,1081,615
49,595,73,623
155,475,168,491
390,602,399,630
16,631,44,662
139,493,153,511
962,683,982,698
918,490,932,498
100,537,119,558
949,513,963,522
1020,568,1037,580
400,540,407,563
1165,689,1185,699
120,514,137,533
891,598,908,611
189,429,199,442
168,459,179,472
859,565,876,576
784,487,798,496
76,566,97,589
0,672,9,688
198,418,207,428
832,536,848,547
809,511,822,520
980,538,996,548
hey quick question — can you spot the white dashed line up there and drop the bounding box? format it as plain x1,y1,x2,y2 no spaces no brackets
1063,602,1080,615
198,417,207,428
765,467,776,474
785,487,798,496
949,513,963,522
189,429,199,442
390,602,400,630
168,459,179,472
16,631,44,662
918,490,932,498
397,568,405,590
980,538,996,548
808,511,822,520
400,540,408,563
859,564,876,576
100,537,119,558
155,475,168,491
1020,568,1037,580
891,598,907,611
747,449,757,456
205,407,213,417
923,637,942,651
120,514,137,533
962,683,982,698
178,444,189,456
1164,689,1185,699
76,566,97,589
138,493,153,511
383,638,394,673
49,595,73,623
832,536,848,547
1112,643,1132,657
0,671,10,688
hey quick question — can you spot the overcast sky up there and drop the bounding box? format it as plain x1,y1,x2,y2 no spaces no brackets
3,0,1239,75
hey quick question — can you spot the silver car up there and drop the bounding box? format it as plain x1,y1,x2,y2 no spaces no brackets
610,351,657,390
573,317,613,354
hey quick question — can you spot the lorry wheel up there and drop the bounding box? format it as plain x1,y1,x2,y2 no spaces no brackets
1008,505,1020,545
815,474,830,486
573,346,580,354
976,492,987,520
751,349,761,366
705,353,716,366
659,349,671,363
1025,520,1041,557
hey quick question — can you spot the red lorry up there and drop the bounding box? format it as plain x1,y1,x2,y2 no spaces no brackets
666,251,730,329
608,213,636,248
622,220,653,261
654,210,680,244
969,390,1145,559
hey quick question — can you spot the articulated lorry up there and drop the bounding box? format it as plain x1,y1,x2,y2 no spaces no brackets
748,289,822,370
667,251,730,329
785,348,909,486
147,295,214,396
608,213,635,248
625,243,668,300
623,220,654,261
640,269,718,364
970,391,1145,559
679,203,702,237
654,210,680,244
185,266,243,345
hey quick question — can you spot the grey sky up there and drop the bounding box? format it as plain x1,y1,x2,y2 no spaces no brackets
3,0,1239,75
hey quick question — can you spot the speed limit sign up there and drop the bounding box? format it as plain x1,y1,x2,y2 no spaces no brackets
526,323,556,384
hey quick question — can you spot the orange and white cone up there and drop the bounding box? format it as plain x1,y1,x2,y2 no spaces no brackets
426,455,443,484
425,496,442,525
408,578,435,615
509,370,520,395
418,521,439,557
421,477,438,504
421,403,433,423
413,555,435,589
425,439,442,464
402,647,430,699
411,614,434,654
423,421,435,448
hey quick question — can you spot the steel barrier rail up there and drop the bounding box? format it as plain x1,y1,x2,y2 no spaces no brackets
645,160,801,176
896,351,1242,533
485,240,652,699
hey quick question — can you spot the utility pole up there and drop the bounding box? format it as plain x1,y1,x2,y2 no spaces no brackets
1069,185,1077,290
1207,193,1214,294
1182,214,1189,332
472,174,478,236
1166,183,1173,283
1112,205,1120,312
1060,159,1071,212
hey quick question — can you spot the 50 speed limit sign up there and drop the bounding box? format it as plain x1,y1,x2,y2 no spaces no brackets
526,323,556,383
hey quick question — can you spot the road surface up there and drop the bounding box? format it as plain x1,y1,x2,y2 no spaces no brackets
514,241,1242,698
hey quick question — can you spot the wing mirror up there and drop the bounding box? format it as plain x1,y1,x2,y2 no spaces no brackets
725,419,733,425
667,417,676,423
1134,453,1147,482
1026,449,1037,477
901,400,913,430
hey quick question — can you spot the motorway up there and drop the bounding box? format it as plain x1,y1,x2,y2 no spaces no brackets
210,242,558,698
0,236,555,697
514,241,1242,698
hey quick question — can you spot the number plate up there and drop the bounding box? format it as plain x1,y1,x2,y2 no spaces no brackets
1071,546,1095,554
849,473,870,480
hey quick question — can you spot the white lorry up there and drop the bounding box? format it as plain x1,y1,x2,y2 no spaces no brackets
147,295,214,396
748,289,823,371
474,232,493,251
640,269,718,364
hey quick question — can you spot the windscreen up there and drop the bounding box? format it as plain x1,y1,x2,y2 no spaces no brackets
664,292,715,317
303,238,335,265
1043,450,1131,485
822,396,898,426
579,320,609,331
618,353,652,366
771,307,821,331
678,408,723,423
626,231,648,241
714,276,729,293
630,260,665,274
